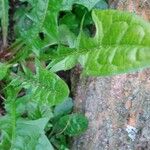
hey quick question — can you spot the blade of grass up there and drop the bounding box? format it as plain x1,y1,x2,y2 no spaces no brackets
1,0,9,48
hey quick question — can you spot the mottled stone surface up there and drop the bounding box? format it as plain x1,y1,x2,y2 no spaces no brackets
109,0,150,20
71,1,150,150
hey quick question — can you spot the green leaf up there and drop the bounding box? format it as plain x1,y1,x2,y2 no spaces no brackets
0,63,8,80
26,102,53,120
49,56,78,73
0,87,54,150
14,0,59,55
50,10,150,76
55,114,88,136
61,0,102,10
15,0,49,40
0,0,9,47
94,0,108,9
58,25,77,48
59,13,79,33
50,134,69,150
80,10,150,76
11,66,69,106
14,0,57,56
47,46,78,72
14,0,100,56
54,98,73,117
11,94,54,120
0,117,54,150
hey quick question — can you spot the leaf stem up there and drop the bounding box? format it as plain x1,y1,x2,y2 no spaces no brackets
10,99,16,150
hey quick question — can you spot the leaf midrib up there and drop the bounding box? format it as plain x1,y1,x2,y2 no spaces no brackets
48,44,150,61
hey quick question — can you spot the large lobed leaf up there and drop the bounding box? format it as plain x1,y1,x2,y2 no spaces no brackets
50,10,150,76
80,10,150,75
11,66,69,106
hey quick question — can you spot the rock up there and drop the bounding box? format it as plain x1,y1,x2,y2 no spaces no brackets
71,1,150,149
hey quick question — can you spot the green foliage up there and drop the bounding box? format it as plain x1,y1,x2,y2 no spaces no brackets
0,117,53,150
54,113,88,136
0,0,150,149
0,63,8,80
54,98,74,117
50,10,150,76
61,0,102,10
11,65,69,106
79,10,150,75
0,0,9,47
0,87,53,149
94,0,108,9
